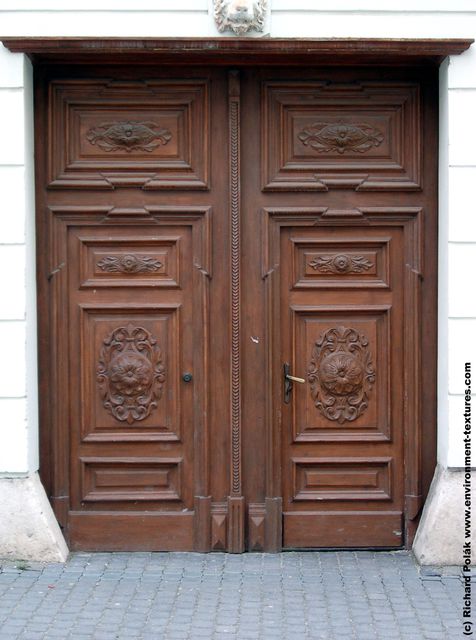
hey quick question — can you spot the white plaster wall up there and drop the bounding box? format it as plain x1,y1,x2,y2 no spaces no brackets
0,44,34,475
0,0,475,560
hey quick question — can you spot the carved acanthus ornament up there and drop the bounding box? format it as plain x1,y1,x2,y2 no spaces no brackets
308,326,375,424
97,324,165,424
86,121,172,152
214,0,267,35
298,122,384,154
97,255,163,274
308,254,374,274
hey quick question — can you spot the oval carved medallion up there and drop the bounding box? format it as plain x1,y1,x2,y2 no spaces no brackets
308,326,375,424
97,324,165,424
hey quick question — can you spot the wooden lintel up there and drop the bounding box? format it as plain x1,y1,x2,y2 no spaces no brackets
0,37,472,66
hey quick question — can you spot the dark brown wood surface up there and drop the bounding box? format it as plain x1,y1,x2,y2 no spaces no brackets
3,37,473,65
35,62,438,551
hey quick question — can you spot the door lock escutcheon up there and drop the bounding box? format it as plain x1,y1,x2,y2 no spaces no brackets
284,362,305,404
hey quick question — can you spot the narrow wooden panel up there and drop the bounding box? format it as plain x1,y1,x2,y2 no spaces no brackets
263,80,420,191
248,503,266,552
292,458,392,501
69,512,194,551
292,237,390,290
194,496,212,552
211,503,228,551
283,512,403,548
81,457,182,502
227,70,245,552
79,236,179,289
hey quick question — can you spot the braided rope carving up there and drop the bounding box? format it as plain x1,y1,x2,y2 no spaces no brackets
229,73,241,496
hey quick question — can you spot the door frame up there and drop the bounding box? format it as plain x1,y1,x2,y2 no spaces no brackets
3,36,472,552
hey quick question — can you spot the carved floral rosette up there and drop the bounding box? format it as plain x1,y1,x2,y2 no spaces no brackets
97,324,166,424
97,255,163,274
308,254,374,274
308,326,375,424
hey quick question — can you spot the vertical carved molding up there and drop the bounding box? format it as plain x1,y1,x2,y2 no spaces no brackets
227,70,245,552
403,213,423,543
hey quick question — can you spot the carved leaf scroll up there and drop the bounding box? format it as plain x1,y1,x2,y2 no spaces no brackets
308,326,375,424
86,121,172,153
298,122,384,154
308,254,374,274
97,324,165,424
97,255,163,274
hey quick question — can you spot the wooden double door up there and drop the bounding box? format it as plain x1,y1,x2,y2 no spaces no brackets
37,63,437,552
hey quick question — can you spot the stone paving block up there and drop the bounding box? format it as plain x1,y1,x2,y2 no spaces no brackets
0,551,465,639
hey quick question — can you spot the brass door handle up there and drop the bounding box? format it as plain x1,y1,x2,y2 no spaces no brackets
284,363,306,403
286,374,305,384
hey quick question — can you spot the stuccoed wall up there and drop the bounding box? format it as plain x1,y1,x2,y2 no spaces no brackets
0,0,475,562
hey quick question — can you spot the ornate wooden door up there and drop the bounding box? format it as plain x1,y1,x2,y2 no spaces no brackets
37,68,227,551
37,63,437,551
240,67,437,551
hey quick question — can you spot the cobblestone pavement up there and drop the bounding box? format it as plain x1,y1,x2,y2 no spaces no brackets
0,551,465,640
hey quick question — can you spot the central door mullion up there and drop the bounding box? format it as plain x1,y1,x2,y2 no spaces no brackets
227,69,245,553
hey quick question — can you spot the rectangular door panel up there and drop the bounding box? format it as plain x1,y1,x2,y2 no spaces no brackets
80,305,181,442
262,80,420,191
48,79,209,189
291,306,392,442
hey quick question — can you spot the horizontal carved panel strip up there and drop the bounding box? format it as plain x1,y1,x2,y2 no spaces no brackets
97,255,164,274
308,253,375,274
80,457,183,502
48,79,209,189
292,457,392,501
263,80,420,191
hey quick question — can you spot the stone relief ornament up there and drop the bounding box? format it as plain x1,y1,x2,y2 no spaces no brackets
97,324,166,424
308,254,374,274
86,121,172,153
214,0,267,35
298,122,384,154
308,326,376,424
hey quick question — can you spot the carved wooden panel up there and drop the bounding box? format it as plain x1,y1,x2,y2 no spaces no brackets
292,307,391,442
80,457,182,503
81,307,180,442
97,324,166,425
262,81,420,191
292,458,392,502
291,236,390,289
79,237,179,288
48,79,209,189
308,326,376,424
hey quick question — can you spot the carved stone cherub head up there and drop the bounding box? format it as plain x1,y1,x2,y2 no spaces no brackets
214,0,267,36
